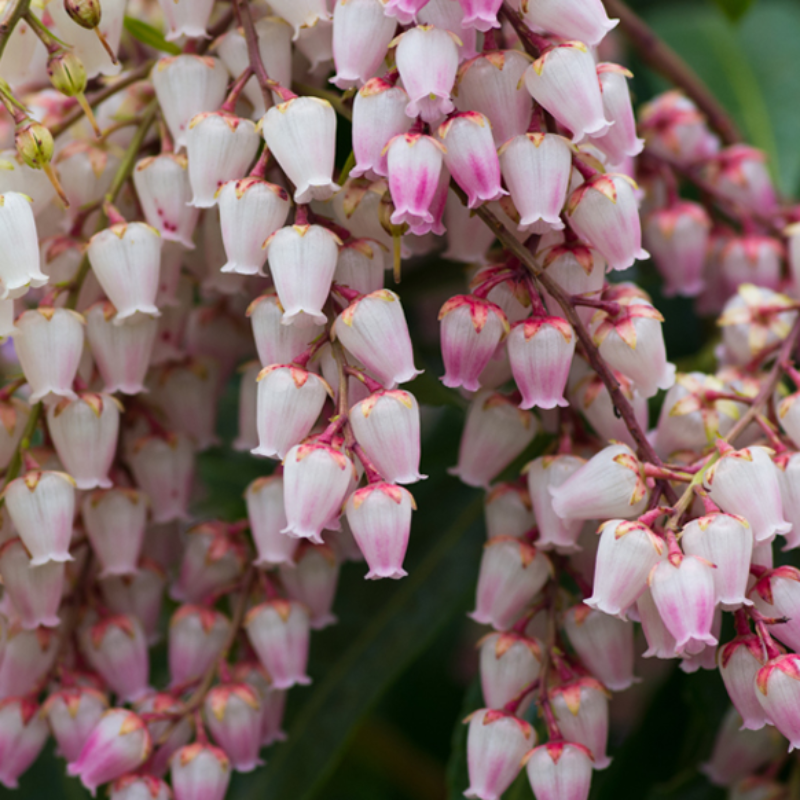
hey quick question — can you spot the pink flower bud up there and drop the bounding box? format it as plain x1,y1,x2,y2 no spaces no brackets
333,289,421,387
68,709,152,795
248,292,324,367
704,144,777,214
0,192,47,299
524,741,594,800
4,470,75,566
86,303,158,395
245,476,297,567
566,174,649,272
204,683,263,773
101,559,167,645
127,433,195,524
151,56,228,150
158,0,215,41
587,520,665,618
252,365,332,460
591,64,644,165
82,489,147,578
719,635,770,731
171,743,230,800
0,697,48,789
755,655,800,749
749,567,800,653
525,455,584,551
457,0,502,30
484,483,534,540
43,687,109,764
344,482,415,579
0,624,59,698
217,179,290,276
521,0,617,46
550,677,611,769
465,709,535,800
563,604,637,691
720,234,783,295
133,155,199,248
331,0,397,89
168,605,232,687
451,392,539,489
0,538,64,629
110,775,172,800
478,632,542,709
470,537,552,630
245,599,312,690
261,97,339,204
705,445,791,543
551,444,650,521
81,615,151,702
280,542,340,627
14,307,85,403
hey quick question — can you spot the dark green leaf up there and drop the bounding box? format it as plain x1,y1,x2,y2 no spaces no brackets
123,17,181,55
710,0,755,22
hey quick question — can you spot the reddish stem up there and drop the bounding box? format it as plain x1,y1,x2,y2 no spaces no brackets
220,66,254,114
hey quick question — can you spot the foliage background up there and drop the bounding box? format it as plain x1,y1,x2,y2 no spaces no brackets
7,1,800,797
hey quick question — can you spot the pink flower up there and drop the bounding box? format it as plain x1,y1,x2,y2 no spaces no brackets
101,560,167,646
168,605,232,687
719,635,770,731
749,567,800,653
110,775,173,800
43,687,108,764
755,655,800,749
484,483,535,541
335,239,386,295
171,743,230,800
248,292,324,367
457,0,502,31
525,455,584,551
382,0,430,23
280,542,340,628
331,0,397,89
550,677,611,769
0,697,49,789
136,694,192,778
0,624,59,698
82,488,146,578
245,476,298,568
520,0,618,46
478,632,542,710
204,683,263,773
591,64,645,166
0,538,64,629
524,741,594,800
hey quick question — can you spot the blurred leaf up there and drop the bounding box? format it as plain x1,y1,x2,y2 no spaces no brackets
123,17,181,55
446,678,482,800
710,0,755,21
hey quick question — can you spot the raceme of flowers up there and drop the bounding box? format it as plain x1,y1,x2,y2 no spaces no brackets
0,0,795,799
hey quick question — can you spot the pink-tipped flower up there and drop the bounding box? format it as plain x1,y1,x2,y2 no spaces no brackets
43,687,109,764
478,632,542,710
231,661,288,746
550,443,650,521
133,155,199,249
81,615,150,703
246,476,297,568
457,0,502,30
333,290,421,388
705,445,791,543
755,655,800,749
68,709,151,796
345,482,415,580
168,606,231,687
438,295,509,392
4,470,75,566
150,56,228,150
0,625,60,698
498,133,573,231
643,201,711,298
46,393,121,490
82,489,147,578
521,0,617,46
586,520,665,618
171,743,230,800
331,0,397,89
525,455,585,551
101,560,167,646
0,697,48,789
385,133,446,231
509,316,576,410
438,112,506,208
566,174,649,272
86,303,157,395
591,64,644,165
14,308,84,404
335,239,386,295
204,683,263,773
0,192,47,299
280,542,340,628
465,709,535,800
451,392,539,489
563,604,637,691
704,145,777,214
252,365,332,460
248,292,325,367
266,223,341,328
523,43,611,143
636,587,676,659
261,97,339,204
110,775,173,800
719,635,770,731
550,677,611,769
524,741,594,800
470,537,552,631
681,513,753,610
0,538,64,629
382,0,429,23
484,483,535,541
245,600,312,690
218,179,290,276
719,234,783,295
749,567,800,653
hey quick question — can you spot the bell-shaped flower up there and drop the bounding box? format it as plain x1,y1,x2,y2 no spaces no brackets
204,683,263,773
269,0,330,37
331,0,396,89
0,624,59,698
720,234,783,294
151,55,229,149
218,178,290,276
158,0,215,40
245,599,312,690
82,489,147,578
0,192,47,299
4,470,75,566
86,303,158,395
563,604,637,691
0,538,64,629
245,476,297,568
524,741,593,800
703,145,777,213
456,0,502,30
541,242,606,324
101,560,167,646
484,483,534,541
248,292,324,367
168,605,231,687
282,442,355,543
586,520,665,618
525,455,585,551
465,709,535,800
749,567,800,653
335,239,386,295
43,687,108,764
550,677,611,769
68,709,151,795
470,537,552,631
478,632,542,710
344,482,415,580
14,307,85,404
55,143,120,222
591,64,645,165
231,661,288,747
521,0,617,46
719,635,770,731
382,0,430,23
451,391,539,489
551,443,650,521
110,775,172,800
0,697,49,789
261,96,339,203
566,174,649,271
133,694,192,778
280,542,340,628
755,655,800,749
171,743,230,800
705,445,791,543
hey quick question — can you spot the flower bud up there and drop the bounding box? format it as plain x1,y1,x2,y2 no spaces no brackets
111,775,172,800
525,455,584,551
478,632,542,709
168,605,232,688
755,655,800,748
719,635,770,731
524,742,594,800
14,120,54,171
704,144,777,214
82,489,146,578
0,624,59,698
204,683,263,773
280,542,340,627
0,538,64,629
245,476,297,568
0,192,47,300
158,0,215,41
550,677,611,769
0,697,48,789
171,743,230,800
48,49,88,97
521,0,618,46
43,686,108,764
65,0,102,29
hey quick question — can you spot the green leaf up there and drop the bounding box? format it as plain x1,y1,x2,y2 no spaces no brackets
710,0,755,21
123,17,181,55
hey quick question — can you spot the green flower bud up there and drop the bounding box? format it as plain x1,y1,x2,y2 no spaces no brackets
14,120,54,170
47,49,88,98
64,0,102,29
